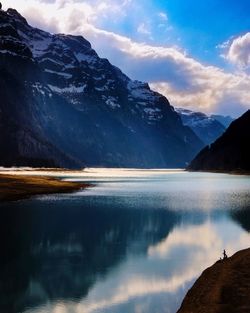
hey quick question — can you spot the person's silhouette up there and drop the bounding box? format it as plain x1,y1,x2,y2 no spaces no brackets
0,3,2,10
223,249,228,259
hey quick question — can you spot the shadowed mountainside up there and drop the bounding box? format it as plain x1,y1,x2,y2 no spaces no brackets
188,110,250,173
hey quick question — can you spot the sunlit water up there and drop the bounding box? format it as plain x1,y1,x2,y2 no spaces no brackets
0,169,250,313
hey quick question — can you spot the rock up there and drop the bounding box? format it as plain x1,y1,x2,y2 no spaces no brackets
177,248,250,313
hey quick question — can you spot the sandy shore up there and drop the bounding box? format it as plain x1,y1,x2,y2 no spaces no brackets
177,248,250,313
0,174,90,202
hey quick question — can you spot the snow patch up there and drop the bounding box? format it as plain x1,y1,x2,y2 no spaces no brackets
48,84,87,94
144,107,163,121
32,82,52,97
105,97,120,109
75,52,97,64
95,85,109,92
176,108,216,128
94,74,106,81
29,37,53,57
0,49,29,59
127,80,156,101
38,57,64,66
44,69,72,79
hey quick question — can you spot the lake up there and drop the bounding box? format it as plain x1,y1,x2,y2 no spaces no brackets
0,169,250,313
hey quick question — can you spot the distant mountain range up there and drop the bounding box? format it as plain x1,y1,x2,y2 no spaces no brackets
0,8,205,168
188,110,250,173
175,108,231,145
210,114,234,128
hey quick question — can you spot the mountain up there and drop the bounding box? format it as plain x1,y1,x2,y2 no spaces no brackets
188,110,250,173
211,114,234,128
176,108,226,145
0,8,203,168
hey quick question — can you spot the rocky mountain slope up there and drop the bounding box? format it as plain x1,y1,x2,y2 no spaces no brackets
188,110,250,173
176,108,226,145
0,8,203,168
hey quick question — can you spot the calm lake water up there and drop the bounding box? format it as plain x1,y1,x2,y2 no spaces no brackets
0,169,250,313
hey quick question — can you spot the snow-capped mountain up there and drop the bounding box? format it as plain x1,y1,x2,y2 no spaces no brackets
0,8,203,168
176,108,227,145
210,114,234,128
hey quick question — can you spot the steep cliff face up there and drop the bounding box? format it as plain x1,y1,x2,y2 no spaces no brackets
188,110,250,173
0,8,203,168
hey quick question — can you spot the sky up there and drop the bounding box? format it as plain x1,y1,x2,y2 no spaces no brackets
3,0,250,117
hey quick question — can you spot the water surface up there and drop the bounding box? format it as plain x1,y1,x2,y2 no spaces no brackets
0,169,250,313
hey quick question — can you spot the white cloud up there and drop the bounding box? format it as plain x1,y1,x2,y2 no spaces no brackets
226,32,250,68
158,12,168,21
78,27,250,116
4,0,132,27
216,39,231,50
137,22,151,35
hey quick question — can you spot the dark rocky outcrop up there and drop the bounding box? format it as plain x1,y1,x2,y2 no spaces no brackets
188,110,250,173
0,8,203,168
177,248,250,313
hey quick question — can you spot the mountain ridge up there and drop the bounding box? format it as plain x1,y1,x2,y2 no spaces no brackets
0,8,203,168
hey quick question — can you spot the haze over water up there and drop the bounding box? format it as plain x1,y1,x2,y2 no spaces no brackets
0,169,250,313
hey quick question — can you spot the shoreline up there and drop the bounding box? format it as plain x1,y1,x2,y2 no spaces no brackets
0,173,90,202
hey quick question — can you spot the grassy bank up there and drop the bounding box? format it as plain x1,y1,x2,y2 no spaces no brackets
0,174,90,202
